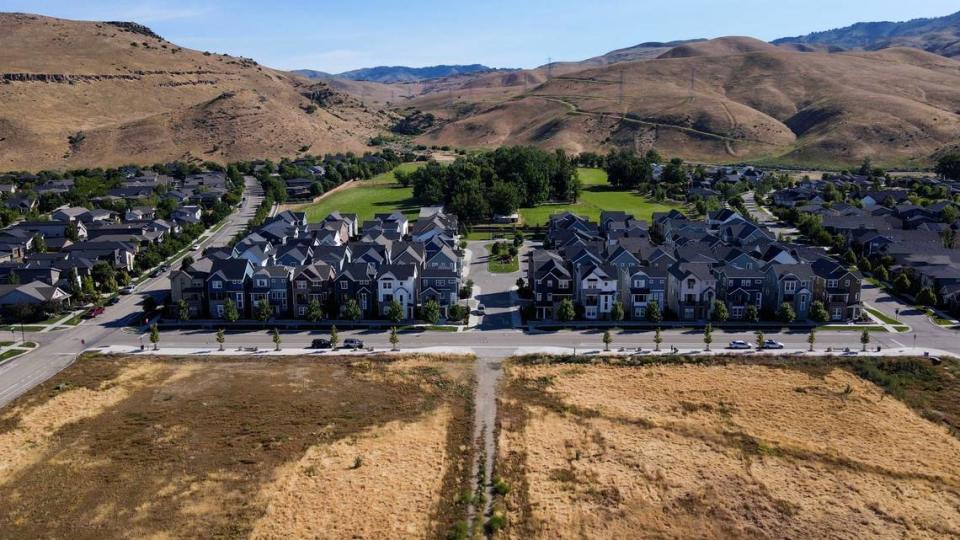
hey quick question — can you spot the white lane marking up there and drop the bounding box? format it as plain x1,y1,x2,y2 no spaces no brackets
891,339,905,348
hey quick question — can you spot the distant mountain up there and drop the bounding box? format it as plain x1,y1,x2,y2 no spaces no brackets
773,10,960,58
291,69,333,80
336,64,499,83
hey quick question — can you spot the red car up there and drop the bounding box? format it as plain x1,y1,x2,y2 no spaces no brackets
87,306,105,318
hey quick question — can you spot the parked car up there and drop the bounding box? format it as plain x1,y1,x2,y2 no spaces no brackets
343,338,364,349
160,264,170,272
150,268,164,278
107,296,120,306
87,306,105,318
477,304,486,316
728,340,751,350
120,285,136,295
310,338,332,349
192,243,202,251
762,339,784,349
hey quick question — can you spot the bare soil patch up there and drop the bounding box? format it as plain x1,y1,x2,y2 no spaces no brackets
0,353,474,539
496,356,960,539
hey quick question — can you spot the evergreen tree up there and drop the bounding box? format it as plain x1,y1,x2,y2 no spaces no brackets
557,299,576,322
390,326,400,351
223,298,239,322
149,324,160,350
645,300,662,323
306,299,324,323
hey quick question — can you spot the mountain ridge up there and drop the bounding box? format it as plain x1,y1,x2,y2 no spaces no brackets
773,10,960,57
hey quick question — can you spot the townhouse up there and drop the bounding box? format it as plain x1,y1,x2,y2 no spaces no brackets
176,207,465,322
528,209,862,323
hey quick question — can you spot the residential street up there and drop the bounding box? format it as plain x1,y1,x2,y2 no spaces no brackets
0,177,264,407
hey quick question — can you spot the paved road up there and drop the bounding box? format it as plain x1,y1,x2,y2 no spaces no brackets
0,177,264,408
742,191,799,239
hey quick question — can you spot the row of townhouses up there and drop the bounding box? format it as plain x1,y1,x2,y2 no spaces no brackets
169,207,464,321
772,183,960,314
529,209,863,322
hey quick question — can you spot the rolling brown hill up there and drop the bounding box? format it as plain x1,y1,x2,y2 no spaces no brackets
412,37,960,168
0,13,387,171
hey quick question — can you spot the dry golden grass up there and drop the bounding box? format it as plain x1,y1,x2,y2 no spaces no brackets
0,13,386,170
497,362,960,539
414,37,960,168
0,354,474,539
252,405,452,539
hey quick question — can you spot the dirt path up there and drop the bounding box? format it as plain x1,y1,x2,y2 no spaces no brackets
467,353,505,534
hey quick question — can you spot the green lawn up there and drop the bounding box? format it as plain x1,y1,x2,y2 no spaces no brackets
865,307,899,326
519,168,684,227
817,325,888,332
299,162,423,223
489,255,520,274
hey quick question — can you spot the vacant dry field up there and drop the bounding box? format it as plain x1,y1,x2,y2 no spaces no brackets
0,354,474,539
496,357,960,539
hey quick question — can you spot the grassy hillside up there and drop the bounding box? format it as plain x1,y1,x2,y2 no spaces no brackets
410,38,960,168
0,13,388,170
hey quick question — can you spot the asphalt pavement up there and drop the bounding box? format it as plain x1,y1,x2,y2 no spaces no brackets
0,176,263,408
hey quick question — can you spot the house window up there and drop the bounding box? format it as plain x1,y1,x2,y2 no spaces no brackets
843,279,850,287
799,295,808,312
634,279,646,288
297,280,306,290
360,293,368,309
832,307,842,320
686,279,695,288
340,281,348,289
827,279,838,288
732,306,744,319
216,305,224,316
547,293,553,302
298,306,306,316
212,280,223,289
741,279,751,287
257,279,267,287
383,281,392,289
559,280,569,289
536,293,542,301
784,280,796,293
547,279,553,287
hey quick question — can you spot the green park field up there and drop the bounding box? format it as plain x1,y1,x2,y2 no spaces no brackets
296,165,684,227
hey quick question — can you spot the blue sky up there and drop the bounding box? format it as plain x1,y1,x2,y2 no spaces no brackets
3,1,958,72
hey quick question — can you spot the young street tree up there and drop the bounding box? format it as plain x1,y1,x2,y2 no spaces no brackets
654,327,663,352
860,328,870,352
756,330,765,351
610,301,625,322
390,326,399,351
272,328,282,351
646,300,662,323
257,299,273,322
330,325,339,349
703,323,713,351
420,300,441,325
807,329,816,352
216,328,225,351
223,298,239,323
149,323,160,350
557,298,576,322
306,299,324,323
712,300,729,323
777,303,796,324
386,299,404,323
602,329,612,351
344,299,362,321
178,299,190,321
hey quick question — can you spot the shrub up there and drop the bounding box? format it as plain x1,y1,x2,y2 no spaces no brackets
492,477,511,495
485,514,507,534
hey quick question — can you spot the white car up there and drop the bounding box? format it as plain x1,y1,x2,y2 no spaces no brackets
192,243,202,251
762,339,785,349
120,285,136,295
728,340,752,350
